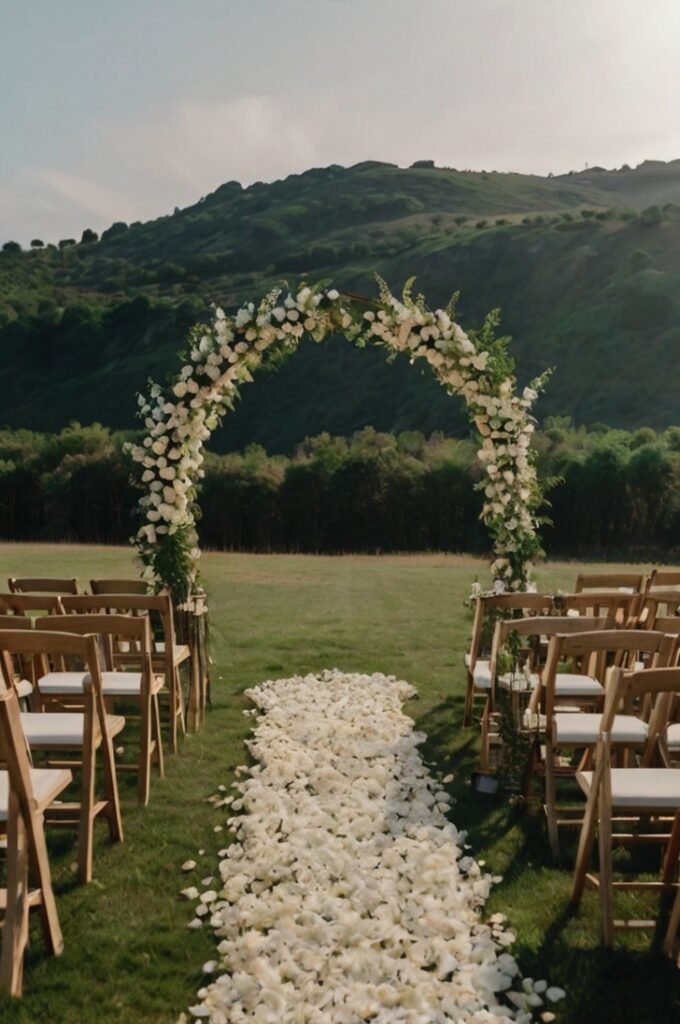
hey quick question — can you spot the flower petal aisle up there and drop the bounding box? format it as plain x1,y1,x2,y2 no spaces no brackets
183,671,562,1023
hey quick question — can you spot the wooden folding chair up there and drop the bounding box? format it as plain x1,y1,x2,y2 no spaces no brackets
0,678,71,995
541,629,677,860
574,572,646,594
0,630,124,884
62,594,187,753
483,614,610,772
36,614,164,806
559,591,642,627
570,665,680,952
8,578,79,596
463,592,554,728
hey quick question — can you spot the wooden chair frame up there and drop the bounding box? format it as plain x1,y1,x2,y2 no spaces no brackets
36,614,164,806
0,682,71,995
61,594,186,753
463,592,554,728
570,665,680,953
540,629,676,860
0,630,124,884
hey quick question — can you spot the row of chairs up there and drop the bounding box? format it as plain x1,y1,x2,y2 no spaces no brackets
464,583,680,729
0,575,193,995
463,571,680,959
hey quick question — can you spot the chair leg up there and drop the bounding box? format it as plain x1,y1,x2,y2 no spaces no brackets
463,672,474,727
77,727,97,885
137,695,152,808
662,812,680,887
571,781,599,906
0,794,29,997
663,878,680,959
26,810,63,957
480,697,490,772
598,767,615,946
152,694,165,778
545,735,560,862
101,729,124,845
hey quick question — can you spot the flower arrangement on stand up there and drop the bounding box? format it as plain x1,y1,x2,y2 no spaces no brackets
127,277,549,604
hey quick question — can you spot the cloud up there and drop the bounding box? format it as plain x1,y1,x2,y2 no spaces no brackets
107,95,323,205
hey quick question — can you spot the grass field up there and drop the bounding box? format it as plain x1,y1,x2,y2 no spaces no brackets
0,543,679,1024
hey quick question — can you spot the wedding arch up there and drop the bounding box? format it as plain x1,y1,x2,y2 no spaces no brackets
128,278,549,602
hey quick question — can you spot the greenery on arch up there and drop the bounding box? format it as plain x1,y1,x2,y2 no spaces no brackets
128,278,550,601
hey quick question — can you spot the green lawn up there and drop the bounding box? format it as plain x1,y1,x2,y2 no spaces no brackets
0,544,678,1024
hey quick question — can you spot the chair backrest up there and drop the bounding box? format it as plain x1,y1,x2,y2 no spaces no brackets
490,615,610,695
8,577,79,595
602,666,680,768
37,613,153,675
542,629,676,719
0,629,105,725
61,594,175,671
467,592,554,666
0,616,32,631
638,590,680,628
558,591,641,625
574,572,645,594
90,578,149,595
646,569,680,593
0,594,65,617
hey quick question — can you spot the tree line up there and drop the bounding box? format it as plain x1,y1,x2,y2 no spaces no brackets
0,420,679,560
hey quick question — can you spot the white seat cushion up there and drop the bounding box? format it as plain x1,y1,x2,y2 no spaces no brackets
472,660,491,689
39,670,162,698
39,671,90,694
577,768,680,809
667,723,680,751
464,652,472,669
554,673,604,698
554,713,647,746
0,768,72,819
21,712,125,746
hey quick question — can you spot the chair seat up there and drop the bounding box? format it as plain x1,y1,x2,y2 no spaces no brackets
473,660,491,689
499,672,539,692
154,641,190,666
555,713,647,746
667,723,680,752
16,678,33,700
577,768,680,809
0,768,72,820
39,671,164,698
555,673,604,698
21,712,125,747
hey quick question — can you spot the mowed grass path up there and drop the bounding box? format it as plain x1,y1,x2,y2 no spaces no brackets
0,544,678,1024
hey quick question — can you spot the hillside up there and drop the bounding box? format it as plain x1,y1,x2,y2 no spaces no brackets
1,159,680,450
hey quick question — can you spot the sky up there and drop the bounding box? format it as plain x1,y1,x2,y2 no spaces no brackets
2,0,680,245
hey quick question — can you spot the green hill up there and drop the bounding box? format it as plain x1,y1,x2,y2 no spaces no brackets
1,158,679,451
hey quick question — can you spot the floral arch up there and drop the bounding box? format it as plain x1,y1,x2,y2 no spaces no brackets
128,278,549,602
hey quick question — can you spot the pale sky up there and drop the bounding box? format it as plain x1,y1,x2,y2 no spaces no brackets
2,0,680,245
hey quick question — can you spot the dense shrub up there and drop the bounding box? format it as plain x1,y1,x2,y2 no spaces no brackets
1,421,680,559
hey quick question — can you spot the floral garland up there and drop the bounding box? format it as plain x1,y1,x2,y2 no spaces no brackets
128,279,549,600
